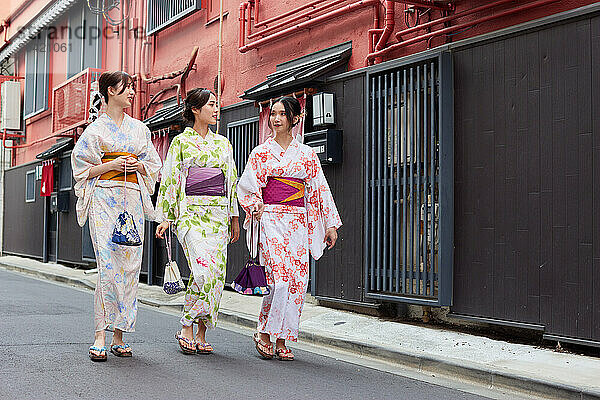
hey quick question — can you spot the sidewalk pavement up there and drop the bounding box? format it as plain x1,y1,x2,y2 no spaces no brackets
1,254,599,400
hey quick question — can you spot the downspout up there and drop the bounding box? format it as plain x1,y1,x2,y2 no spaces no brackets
373,1,394,64
119,4,124,70
254,0,260,27
239,2,248,48
122,0,128,74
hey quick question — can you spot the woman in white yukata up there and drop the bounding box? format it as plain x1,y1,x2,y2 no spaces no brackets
237,96,342,361
155,88,240,355
71,71,162,361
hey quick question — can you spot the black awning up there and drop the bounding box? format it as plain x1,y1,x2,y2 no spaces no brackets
143,101,184,129
36,138,74,160
242,42,352,101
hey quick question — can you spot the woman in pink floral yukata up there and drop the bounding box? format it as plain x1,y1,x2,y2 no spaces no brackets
237,96,342,361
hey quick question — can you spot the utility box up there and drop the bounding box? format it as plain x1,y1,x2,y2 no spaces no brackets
50,191,70,213
1,81,22,130
304,129,343,164
312,92,335,127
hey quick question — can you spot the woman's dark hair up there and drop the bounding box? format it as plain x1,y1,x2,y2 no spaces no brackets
98,71,133,102
183,88,215,126
269,96,302,131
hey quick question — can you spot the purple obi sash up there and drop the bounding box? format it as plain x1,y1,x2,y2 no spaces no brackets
186,167,226,196
262,177,305,207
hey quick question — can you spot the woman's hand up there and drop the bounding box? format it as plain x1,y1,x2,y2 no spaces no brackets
324,227,338,249
230,216,240,243
155,221,170,239
253,202,265,221
109,156,129,172
124,157,144,174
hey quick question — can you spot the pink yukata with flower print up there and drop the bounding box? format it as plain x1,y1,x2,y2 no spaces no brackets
237,137,342,341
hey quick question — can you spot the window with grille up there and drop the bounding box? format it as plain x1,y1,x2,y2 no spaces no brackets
147,0,205,35
364,51,454,306
226,117,259,175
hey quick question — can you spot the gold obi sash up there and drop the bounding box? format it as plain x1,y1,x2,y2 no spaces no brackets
100,152,138,184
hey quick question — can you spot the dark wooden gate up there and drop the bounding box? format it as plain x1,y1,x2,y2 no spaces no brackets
452,11,600,344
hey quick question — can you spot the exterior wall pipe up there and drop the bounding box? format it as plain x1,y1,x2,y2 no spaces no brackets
394,0,519,41
368,28,384,55
247,0,350,40
373,1,394,63
122,2,128,74
387,0,454,11
240,0,378,53
239,2,248,48
118,4,124,70
367,0,560,62
254,0,324,29
247,1,252,38
2,129,73,150
253,0,259,27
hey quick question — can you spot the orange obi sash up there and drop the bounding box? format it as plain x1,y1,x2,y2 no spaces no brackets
99,152,138,184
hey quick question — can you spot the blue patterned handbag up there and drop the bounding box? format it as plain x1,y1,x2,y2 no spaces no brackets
111,163,143,247
112,210,142,246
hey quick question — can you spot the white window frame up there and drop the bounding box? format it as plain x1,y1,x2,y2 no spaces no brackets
25,170,36,203
66,4,102,78
59,154,73,191
23,33,50,119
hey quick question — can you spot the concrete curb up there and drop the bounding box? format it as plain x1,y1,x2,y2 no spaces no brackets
0,261,96,291
2,261,598,400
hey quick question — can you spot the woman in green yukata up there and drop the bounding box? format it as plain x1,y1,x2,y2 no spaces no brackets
155,88,240,354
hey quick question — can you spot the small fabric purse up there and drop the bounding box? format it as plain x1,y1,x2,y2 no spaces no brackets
231,214,270,296
112,162,143,246
162,226,185,294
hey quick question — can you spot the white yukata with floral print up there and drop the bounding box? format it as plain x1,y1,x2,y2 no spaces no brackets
237,137,342,341
71,113,161,333
157,127,238,328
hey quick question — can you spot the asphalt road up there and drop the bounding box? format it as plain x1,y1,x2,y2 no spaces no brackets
0,268,493,400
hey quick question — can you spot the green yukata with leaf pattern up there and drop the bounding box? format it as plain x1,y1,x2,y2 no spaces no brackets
157,127,238,328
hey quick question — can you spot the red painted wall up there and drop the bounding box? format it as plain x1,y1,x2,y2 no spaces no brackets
7,0,599,165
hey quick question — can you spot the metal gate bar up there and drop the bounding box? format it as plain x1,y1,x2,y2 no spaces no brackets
364,52,453,306
227,117,259,174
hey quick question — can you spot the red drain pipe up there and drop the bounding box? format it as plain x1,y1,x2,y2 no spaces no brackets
248,0,351,40
254,0,324,29
2,129,73,150
240,0,378,53
394,0,520,41
389,0,454,11
239,2,248,48
373,1,395,63
366,0,560,63
254,0,259,26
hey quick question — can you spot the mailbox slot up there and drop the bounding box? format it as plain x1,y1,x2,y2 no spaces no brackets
304,129,342,164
